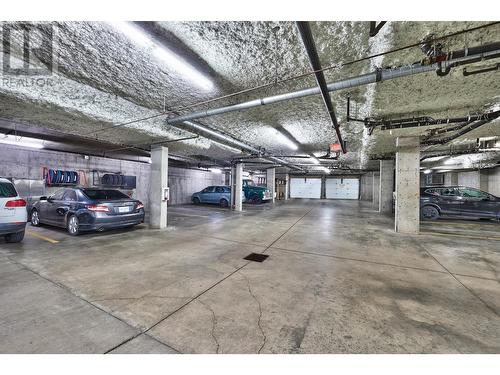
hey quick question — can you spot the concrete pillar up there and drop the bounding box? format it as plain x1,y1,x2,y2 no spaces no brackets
395,137,420,234
447,172,458,185
480,170,489,192
372,172,380,209
231,163,243,211
284,173,289,200
379,160,395,213
266,167,276,203
149,146,168,229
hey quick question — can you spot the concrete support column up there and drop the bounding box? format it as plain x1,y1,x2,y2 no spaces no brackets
449,172,458,185
149,146,168,229
395,137,420,234
372,172,380,209
480,170,489,192
284,173,289,200
266,167,276,203
231,163,243,211
379,160,395,213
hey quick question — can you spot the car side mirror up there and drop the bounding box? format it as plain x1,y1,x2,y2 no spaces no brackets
47,196,54,202
40,196,47,201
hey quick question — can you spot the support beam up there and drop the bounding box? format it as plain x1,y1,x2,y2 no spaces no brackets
231,163,243,211
395,137,420,234
266,167,276,203
149,146,168,229
372,172,380,210
284,173,290,200
379,160,395,213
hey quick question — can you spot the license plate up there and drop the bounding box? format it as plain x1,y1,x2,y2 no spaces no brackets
117,206,130,213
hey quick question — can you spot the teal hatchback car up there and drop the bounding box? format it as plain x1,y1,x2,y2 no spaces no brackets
192,186,246,207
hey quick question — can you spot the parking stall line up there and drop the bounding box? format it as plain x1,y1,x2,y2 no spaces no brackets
26,231,60,244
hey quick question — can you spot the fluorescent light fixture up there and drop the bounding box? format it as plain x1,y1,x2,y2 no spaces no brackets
320,166,331,173
273,129,299,150
424,155,447,163
153,47,214,91
0,134,44,149
423,169,432,174
310,156,321,164
443,158,456,165
108,21,154,48
209,168,222,174
109,21,213,91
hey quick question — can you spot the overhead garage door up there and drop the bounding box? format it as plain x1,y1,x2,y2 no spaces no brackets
325,178,359,200
290,177,321,199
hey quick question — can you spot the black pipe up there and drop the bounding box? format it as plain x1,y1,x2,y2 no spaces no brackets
374,110,500,130
422,117,498,145
296,21,346,153
369,21,387,37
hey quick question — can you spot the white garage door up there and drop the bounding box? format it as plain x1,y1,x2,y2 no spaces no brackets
325,178,359,200
290,177,321,199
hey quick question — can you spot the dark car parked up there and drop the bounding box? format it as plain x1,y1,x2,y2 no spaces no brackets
420,186,500,220
30,188,145,235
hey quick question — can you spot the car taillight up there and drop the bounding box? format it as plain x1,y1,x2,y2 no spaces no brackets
136,202,144,210
5,199,27,208
86,204,109,212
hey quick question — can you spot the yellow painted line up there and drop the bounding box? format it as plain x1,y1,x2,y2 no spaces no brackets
420,231,500,241
27,231,60,244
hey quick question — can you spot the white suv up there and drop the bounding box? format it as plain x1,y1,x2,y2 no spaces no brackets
0,178,27,243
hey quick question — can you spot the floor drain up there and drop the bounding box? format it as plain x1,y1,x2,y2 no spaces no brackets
244,253,269,262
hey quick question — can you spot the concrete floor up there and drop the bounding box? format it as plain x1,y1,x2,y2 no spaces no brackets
0,200,499,354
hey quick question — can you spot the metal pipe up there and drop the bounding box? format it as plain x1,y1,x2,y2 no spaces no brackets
166,43,500,125
174,120,303,171
296,21,346,153
377,110,500,130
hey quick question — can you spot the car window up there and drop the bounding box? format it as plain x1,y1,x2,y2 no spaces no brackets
439,188,458,197
202,187,214,193
225,187,231,192
244,180,255,186
0,181,17,198
82,189,129,200
459,188,489,199
424,188,439,196
51,190,65,200
63,190,78,201
215,187,225,193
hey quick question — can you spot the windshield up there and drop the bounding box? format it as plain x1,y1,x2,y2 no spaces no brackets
0,181,17,198
244,180,255,186
82,189,129,200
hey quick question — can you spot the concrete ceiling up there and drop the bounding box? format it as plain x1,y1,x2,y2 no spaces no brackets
0,21,499,172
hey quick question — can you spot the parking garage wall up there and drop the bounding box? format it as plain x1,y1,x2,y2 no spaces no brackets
0,144,226,209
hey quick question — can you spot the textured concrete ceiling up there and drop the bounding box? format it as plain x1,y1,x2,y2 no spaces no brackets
0,21,499,171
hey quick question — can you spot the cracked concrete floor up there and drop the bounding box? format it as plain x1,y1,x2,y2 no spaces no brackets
0,200,499,353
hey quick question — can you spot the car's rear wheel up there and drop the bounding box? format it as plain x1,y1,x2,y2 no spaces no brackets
67,215,80,236
5,230,25,243
219,198,229,208
193,197,200,204
30,209,40,226
421,206,440,220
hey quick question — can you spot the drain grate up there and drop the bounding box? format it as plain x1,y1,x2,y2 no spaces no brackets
244,253,269,262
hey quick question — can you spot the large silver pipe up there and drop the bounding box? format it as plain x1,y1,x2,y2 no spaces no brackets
167,47,500,125
177,120,303,170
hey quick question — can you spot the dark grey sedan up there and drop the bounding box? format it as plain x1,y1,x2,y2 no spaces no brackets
30,188,145,235
420,186,500,220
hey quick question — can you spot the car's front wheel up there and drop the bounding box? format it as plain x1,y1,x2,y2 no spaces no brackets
250,195,262,204
67,215,80,236
421,205,440,220
31,209,41,226
5,230,25,243
193,197,200,204
220,198,229,208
